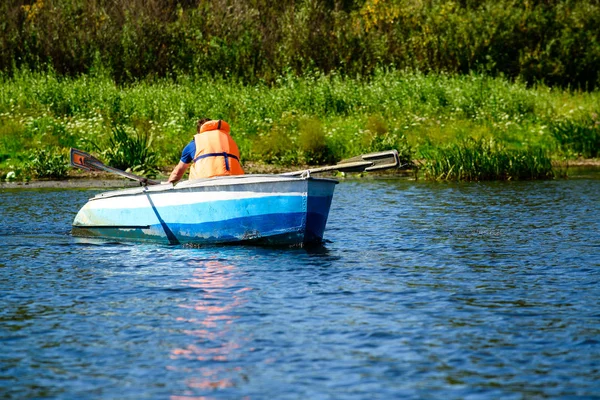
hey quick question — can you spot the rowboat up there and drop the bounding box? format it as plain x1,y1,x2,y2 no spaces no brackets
72,174,337,246
70,148,400,246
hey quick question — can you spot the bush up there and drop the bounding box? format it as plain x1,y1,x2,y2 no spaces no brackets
250,126,299,166
2,1,600,89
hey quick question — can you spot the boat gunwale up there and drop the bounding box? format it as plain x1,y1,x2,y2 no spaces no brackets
88,174,338,201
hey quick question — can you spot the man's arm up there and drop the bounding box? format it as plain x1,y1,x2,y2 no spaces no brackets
167,140,196,183
168,161,190,183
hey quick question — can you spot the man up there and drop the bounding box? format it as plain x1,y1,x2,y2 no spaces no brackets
167,118,244,183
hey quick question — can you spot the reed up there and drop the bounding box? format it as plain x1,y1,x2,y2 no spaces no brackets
420,138,554,181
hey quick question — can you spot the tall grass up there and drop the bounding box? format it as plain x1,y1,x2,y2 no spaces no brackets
0,70,598,180
420,138,554,181
26,148,68,179
550,117,600,159
94,125,159,177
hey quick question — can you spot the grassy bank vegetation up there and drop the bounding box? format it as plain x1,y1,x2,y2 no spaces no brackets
1,0,599,181
1,69,598,181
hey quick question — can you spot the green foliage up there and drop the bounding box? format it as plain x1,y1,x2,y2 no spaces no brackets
251,126,299,166
420,138,554,181
99,125,159,177
26,148,68,179
0,70,598,181
363,116,413,165
550,115,600,158
0,119,27,158
298,118,334,165
1,0,599,89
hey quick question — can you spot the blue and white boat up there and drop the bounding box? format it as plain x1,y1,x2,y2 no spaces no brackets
70,147,399,246
72,174,338,246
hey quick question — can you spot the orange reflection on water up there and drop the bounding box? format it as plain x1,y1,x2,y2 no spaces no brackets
169,259,252,397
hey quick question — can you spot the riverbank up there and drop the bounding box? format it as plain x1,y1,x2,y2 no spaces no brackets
0,161,408,189
2,159,597,189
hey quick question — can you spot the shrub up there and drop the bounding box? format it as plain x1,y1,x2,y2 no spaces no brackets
2,1,600,89
250,123,299,166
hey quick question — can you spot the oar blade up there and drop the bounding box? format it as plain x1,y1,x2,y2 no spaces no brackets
283,149,400,176
70,147,160,186
70,148,101,171
338,149,400,172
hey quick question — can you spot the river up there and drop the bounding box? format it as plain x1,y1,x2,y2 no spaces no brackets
1,172,599,399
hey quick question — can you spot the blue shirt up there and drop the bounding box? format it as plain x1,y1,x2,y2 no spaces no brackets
181,140,196,164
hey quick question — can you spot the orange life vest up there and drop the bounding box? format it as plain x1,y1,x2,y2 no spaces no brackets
189,120,245,180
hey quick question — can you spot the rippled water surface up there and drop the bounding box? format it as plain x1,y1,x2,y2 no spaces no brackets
1,174,599,399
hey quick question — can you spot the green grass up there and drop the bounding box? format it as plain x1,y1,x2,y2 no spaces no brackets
0,69,598,181
93,125,160,178
419,138,554,181
550,117,600,158
26,148,69,179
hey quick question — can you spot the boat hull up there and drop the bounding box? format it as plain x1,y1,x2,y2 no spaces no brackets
72,175,337,246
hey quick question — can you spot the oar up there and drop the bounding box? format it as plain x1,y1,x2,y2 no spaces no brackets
282,149,400,176
70,148,160,186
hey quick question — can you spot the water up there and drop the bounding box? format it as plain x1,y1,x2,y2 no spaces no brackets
1,174,599,399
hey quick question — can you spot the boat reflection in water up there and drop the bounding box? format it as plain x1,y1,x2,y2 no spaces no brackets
169,258,252,397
